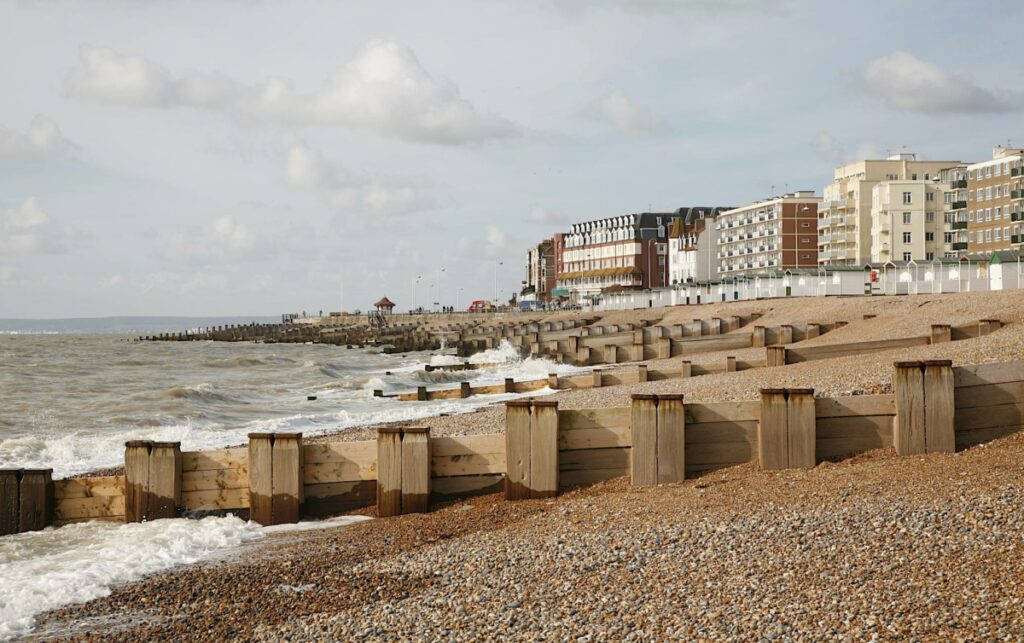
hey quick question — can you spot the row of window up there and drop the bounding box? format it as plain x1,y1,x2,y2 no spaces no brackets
969,206,1022,222
967,227,1020,244
971,160,1023,180
972,184,1022,201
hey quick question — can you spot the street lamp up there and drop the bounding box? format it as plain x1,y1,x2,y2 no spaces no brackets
493,260,504,307
411,275,422,313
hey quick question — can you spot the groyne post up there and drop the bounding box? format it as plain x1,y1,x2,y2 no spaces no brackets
248,432,302,525
758,388,815,470
505,400,558,500
630,394,685,486
894,360,954,455
125,441,181,522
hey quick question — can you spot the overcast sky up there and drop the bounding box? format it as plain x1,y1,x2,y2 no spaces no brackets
2,0,1023,317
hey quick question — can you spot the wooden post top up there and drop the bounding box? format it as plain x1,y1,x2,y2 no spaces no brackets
377,427,403,434
631,393,658,401
19,468,52,475
402,426,431,435
760,387,814,397
247,432,303,439
150,441,181,449
506,400,532,408
923,359,953,367
532,400,558,409
125,440,153,448
658,394,684,401
893,361,924,369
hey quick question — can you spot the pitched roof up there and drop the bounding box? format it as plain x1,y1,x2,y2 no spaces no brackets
374,296,396,308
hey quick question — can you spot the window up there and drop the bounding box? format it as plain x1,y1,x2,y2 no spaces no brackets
1005,226,1011,239
903,252,912,261
995,229,1002,242
986,230,993,242
996,207,1002,219
926,212,934,223
986,187,992,200
996,186,1003,198
902,212,912,224
903,192,912,204
977,189,984,201
944,232,953,243
926,192,934,202
925,232,934,242
911,173,917,180
926,252,934,260
903,232,912,243
801,238,810,244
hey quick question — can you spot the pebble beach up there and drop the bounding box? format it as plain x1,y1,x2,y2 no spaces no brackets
27,290,1024,640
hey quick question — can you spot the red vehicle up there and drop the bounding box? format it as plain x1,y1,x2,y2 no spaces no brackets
467,300,493,313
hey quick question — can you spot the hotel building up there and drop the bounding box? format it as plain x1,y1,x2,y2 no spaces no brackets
716,192,820,278
522,239,556,303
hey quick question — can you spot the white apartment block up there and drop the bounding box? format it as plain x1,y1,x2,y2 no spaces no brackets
717,192,820,278
869,181,947,263
819,153,961,266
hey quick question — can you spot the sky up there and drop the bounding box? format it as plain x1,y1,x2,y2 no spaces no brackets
1,0,1023,317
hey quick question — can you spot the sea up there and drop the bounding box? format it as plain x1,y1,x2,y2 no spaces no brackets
0,317,582,639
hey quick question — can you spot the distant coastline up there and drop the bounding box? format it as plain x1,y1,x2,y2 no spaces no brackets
0,315,280,334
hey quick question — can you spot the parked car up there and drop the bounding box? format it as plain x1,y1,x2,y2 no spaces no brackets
467,300,493,312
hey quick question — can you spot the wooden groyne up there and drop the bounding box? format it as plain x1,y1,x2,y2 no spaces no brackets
394,319,998,402
3,344,1020,534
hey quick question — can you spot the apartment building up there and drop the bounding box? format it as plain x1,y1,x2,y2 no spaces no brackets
966,146,1024,254
521,238,555,303
717,192,819,278
819,153,962,266
939,165,970,256
869,181,947,263
666,206,731,284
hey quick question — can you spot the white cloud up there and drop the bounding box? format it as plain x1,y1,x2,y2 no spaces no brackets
588,90,668,136
486,225,506,252
283,139,434,215
526,205,572,226
854,51,1023,114
0,116,77,158
815,132,844,164
163,215,264,264
99,275,123,288
0,198,66,255
553,0,784,13
68,42,520,145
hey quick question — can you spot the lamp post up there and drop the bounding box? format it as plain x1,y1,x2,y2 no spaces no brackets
493,259,503,308
411,275,422,313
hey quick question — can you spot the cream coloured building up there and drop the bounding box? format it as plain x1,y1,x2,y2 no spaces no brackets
869,181,947,263
818,153,962,266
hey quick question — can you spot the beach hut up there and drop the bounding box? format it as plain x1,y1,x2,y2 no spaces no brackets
374,296,396,314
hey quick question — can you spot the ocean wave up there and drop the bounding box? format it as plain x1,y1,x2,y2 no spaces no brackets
162,383,240,404
0,516,262,640
202,355,293,369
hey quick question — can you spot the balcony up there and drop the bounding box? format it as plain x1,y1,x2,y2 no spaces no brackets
951,179,968,189
952,242,968,251
818,235,830,244
951,220,968,230
951,200,967,210
1013,190,1022,199
1014,235,1022,244
1012,212,1023,222
1012,168,1022,177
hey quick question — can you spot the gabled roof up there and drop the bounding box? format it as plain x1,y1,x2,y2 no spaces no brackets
374,296,396,308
